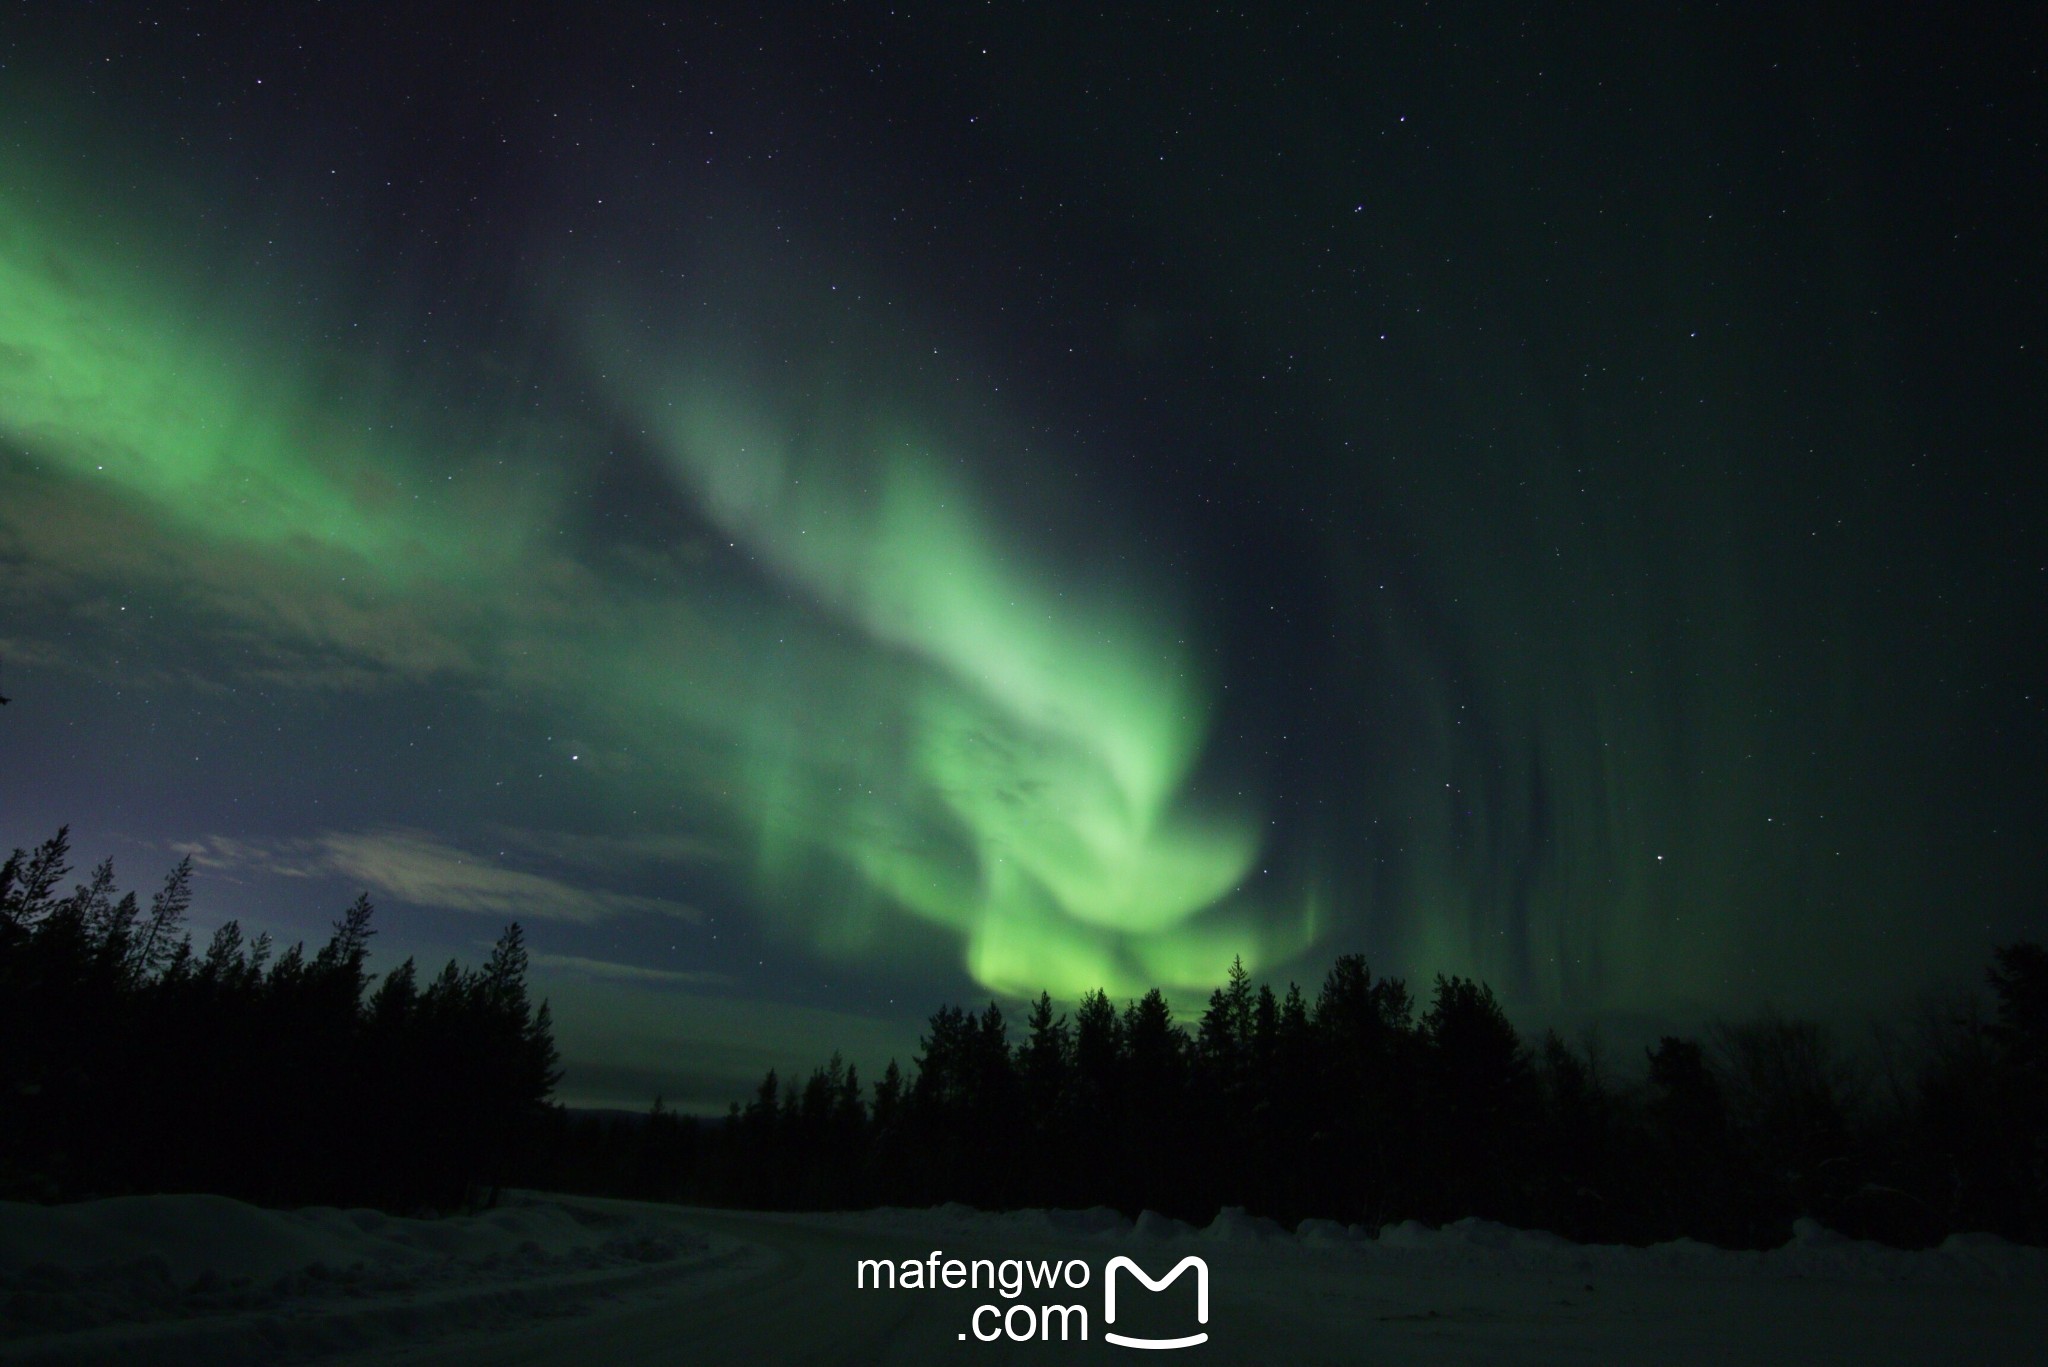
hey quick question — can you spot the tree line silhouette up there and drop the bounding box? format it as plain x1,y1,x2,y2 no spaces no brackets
4,825,2042,1249
0,828,560,1212
547,947,2048,1250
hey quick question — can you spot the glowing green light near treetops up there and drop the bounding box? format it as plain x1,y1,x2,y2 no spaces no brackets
0,148,1301,998
620,367,1278,994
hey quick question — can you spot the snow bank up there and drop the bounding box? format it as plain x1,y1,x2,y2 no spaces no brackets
803,1200,2048,1288
1201,1206,1290,1244
4,1194,2042,1365
1131,1209,1195,1241
1354,1214,2048,1286
0,1192,740,1361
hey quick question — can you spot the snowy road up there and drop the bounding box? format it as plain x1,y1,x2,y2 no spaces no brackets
7,1193,2045,1365
330,1200,2048,1367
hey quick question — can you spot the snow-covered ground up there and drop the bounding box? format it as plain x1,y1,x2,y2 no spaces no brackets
3,1193,2044,1364
0,1192,763,1364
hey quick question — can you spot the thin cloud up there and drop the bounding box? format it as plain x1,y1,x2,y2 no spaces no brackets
0,472,485,691
483,826,731,871
529,952,727,988
178,829,701,925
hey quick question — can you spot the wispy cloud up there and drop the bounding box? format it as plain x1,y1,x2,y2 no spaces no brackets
175,828,701,925
481,826,731,871
0,469,487,690
529,952,727,988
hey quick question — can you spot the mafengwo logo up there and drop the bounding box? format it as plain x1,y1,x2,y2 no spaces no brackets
856,1250,1211,1348
1103,1255,1209,1349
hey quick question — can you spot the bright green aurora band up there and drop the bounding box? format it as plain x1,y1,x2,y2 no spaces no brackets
5,121,2018,1028
0,151,1307,999
618,366,1291,993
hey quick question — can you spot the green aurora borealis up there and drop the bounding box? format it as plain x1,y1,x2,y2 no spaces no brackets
2,6,2041,1108
2,135,1300,1004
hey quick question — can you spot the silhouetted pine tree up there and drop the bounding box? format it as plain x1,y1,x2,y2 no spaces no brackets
1531,1030,1627,1240
1939,944,2048,1240
1309,955,1417,1224
1121,989,1188,1209
1016,991,1071,1197
1066,989,1123,1203
1420,974,1537,1225
0,830,559,1212
1709,1010,1863,1238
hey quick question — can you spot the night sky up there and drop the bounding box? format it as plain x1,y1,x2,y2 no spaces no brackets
3,4,2042,1111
